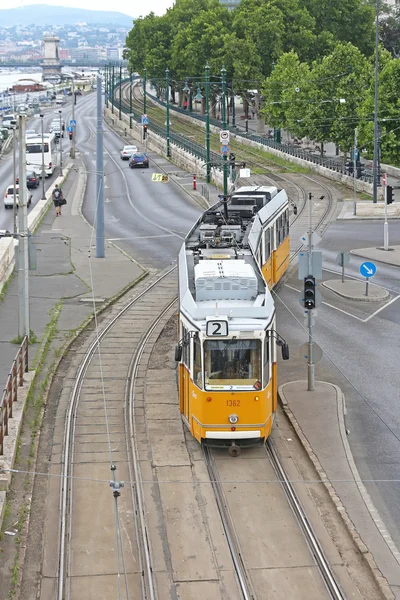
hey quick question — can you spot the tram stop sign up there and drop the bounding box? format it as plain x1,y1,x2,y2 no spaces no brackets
299,342,323,363
336,252,350,267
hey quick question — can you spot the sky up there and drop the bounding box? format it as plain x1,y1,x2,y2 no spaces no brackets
1,0,174,18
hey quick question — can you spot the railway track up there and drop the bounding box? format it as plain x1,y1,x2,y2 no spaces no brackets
57,267,178,599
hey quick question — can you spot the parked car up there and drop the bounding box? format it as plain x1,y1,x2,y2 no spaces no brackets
120,145,138,160
4,184,32,209
0,229,12,238
129,152,149,168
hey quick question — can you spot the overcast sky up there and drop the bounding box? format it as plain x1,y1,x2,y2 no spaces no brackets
2,0,174,18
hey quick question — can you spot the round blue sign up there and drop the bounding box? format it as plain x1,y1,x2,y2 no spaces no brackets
359,261,377,278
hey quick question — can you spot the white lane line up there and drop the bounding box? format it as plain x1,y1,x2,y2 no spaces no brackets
364,294,400,322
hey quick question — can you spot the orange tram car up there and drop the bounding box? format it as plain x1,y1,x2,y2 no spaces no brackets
175,186,290,455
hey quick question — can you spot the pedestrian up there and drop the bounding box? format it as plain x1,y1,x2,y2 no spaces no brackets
52,184,64,217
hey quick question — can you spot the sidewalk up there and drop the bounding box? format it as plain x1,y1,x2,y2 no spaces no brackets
280,382,400,599
0,155,145,391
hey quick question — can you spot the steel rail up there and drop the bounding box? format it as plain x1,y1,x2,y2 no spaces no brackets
57,266,177,600
203,446,256,600
266,440,346,600
126,297,178,600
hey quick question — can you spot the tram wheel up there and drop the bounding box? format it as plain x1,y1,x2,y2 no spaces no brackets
228,443,241,457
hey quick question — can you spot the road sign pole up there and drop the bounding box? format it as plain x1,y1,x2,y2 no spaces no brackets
365,277,369,297
307,192,314,392
342,259,345,283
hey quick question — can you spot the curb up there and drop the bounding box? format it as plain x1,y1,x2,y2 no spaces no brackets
350,249,400,270
321,280,390,302
278,381,395,600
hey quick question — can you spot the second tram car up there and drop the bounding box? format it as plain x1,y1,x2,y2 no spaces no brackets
176,186,290,455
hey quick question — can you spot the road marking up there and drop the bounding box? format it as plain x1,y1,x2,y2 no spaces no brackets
286,283,400,323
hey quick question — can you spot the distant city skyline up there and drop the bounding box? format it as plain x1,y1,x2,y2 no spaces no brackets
0,0,175,18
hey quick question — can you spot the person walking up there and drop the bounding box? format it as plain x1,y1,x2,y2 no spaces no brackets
52,184,64,217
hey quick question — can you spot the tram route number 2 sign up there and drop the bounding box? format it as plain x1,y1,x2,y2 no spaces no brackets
206,319,229,337
152,173,169,183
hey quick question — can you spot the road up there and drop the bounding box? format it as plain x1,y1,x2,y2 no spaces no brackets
277,218,400,551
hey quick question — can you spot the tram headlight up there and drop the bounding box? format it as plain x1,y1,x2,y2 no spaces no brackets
229,414,238,424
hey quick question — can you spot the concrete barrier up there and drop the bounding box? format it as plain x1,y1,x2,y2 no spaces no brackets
0,163,72,291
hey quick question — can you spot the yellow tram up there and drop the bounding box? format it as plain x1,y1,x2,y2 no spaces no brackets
175,186,290,455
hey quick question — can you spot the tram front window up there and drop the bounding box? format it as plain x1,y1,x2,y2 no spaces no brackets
204,339,261,389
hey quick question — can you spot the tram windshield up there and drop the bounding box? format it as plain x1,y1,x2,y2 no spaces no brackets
204,339,261,390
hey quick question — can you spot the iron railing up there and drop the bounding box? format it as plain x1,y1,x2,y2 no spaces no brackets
0,336,29,455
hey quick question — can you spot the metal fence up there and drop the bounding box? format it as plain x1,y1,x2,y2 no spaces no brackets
0,336,29,455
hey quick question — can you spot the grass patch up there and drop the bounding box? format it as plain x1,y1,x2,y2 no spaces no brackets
10,330,39,345
0,270,14,303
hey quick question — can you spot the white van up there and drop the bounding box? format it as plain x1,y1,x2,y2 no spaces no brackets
4,184,32,209
2,114,18,129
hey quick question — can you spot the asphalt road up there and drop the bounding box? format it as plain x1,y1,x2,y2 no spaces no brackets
78,97,202,269
0,101,75,232
278,218,400,550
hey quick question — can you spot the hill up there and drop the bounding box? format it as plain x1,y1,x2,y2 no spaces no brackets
0,5,133,27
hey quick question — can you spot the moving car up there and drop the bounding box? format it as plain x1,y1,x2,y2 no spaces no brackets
50,120,63,138
4,184,32,209
15,170,40,189
129,152,149,168
120,145,138,160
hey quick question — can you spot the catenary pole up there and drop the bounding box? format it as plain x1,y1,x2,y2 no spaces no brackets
96,75,104,258
373,0,379,203
353,127,357,216
143,67,147,115
221,66,228,195
59,109,63,176
205,64,210,184
119,64,122,121
166,68,171,158
12,125,18,236
40,114,46,199
18,113,29,339
129,70,133,129
307,192,314,391
70,79,76,159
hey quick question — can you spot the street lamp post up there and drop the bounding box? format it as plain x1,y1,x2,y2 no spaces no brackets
40,114,46,200
373,0,380,203
12,125,18,236
111,65,115,114
166,68,171,158
221,66,228,195
205,64,211,184
119,64,122,121
143,67,147,115
59,109,63,176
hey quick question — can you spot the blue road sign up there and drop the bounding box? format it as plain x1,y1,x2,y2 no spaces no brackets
67,126,73,132
221,145,230,155
70,119,76,126
359,261,377,278
141,114,149,125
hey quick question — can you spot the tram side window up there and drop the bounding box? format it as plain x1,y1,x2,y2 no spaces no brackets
193,334,202,388
264,228,271,260
263,333,270,387
284,209,289,237
182,326,189,366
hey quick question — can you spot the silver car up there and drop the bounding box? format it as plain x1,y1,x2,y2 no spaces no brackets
120,145,138,160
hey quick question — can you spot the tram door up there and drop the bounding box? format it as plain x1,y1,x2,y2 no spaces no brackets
181,331,190,420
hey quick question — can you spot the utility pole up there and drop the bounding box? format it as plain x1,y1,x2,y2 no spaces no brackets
373,0,379,204
353,127,357,216
166,67,170,158
205,64,211,183
111,65,115,114
221,66,228,195
119,64,122,121
12,124,18,236
18,113,29,339
129,70,133,129
96,74,104,258
59,109,63,176
70,79,76,159
307,192,314,391
40,114,46,199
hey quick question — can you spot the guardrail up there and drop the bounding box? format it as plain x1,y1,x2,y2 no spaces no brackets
0,336,28,455
146,91,374,184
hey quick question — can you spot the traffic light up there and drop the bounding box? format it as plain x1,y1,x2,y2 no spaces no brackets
143,124,148,139
68,131,73,140
229,152,236,165
304,275,316,310
387,185,394,204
